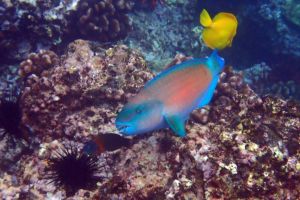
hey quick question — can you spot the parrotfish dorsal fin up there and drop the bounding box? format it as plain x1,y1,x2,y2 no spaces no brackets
200,9,212,27
164,115,186,137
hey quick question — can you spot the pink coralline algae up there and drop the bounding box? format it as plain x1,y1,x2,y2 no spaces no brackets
1,41,299,199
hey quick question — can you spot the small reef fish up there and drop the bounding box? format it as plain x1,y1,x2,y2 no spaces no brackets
116,51,225,137
200,9,238,50
83,133,131,155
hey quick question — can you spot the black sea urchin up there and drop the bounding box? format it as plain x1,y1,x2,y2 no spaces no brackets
45,144,105,196
0,96,23,141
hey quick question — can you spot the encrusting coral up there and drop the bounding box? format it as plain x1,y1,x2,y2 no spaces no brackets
19,39,153,141
0,40,299,199
19,50,59,79
66,0,134,42
0,0,135,63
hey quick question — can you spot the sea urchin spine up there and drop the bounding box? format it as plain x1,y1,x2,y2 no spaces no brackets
44,144,105,196
0,95,23,141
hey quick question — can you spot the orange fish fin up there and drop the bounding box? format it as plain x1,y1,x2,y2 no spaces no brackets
93,136,106,153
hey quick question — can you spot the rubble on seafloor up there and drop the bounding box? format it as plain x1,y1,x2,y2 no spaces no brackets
0,40,299,199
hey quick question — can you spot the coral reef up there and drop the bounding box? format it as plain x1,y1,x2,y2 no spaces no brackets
137,0,162,9
0,64,20,99
0,0,67,62
284,0,300,27
98,65,300,199
0,0,134,63
19,39,153,142
19,50,59,79
125,0,201,71
0,70,27,171
0,139,110,199
243,62,300,100
66,0,134,42
0,41,298,199
164,0,185,6
198,0,300,100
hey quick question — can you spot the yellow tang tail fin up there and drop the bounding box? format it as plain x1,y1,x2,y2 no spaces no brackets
200,9,212,27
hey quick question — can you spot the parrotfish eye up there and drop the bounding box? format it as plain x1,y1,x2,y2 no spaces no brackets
135,107,142,114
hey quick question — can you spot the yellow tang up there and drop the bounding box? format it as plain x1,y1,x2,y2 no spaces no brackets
200,9,238,50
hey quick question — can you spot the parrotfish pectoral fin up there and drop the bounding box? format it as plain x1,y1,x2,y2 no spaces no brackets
164,115,186,137
200,9,212,27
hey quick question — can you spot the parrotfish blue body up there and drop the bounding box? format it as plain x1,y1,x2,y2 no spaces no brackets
116,51,225,137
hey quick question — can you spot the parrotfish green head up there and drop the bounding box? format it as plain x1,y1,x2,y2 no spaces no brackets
116,100,164,136
206,50,225,76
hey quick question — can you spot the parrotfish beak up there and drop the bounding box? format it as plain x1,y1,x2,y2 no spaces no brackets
115,112,136,135
116,122,128,133
116,122,135,136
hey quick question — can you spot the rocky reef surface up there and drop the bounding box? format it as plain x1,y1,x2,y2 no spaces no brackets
1,0,300,101
125,0,202,71
243,62,300,100
0,0,134,63
0,40,299,199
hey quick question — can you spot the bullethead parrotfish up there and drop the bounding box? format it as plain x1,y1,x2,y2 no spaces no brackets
200,9,238,50
83,133,131,155
116,50,225,137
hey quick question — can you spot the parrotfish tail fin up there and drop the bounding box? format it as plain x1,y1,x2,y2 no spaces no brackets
164,115,186,137
200,9,212,27
207,50,225,75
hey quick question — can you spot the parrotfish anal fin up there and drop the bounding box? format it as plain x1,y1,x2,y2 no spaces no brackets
198,75,219,107
164,115,186,137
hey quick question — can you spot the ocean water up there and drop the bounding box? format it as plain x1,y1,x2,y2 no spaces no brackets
0,1,300,199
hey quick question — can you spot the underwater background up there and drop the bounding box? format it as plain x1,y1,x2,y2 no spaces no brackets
0,0,300,199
